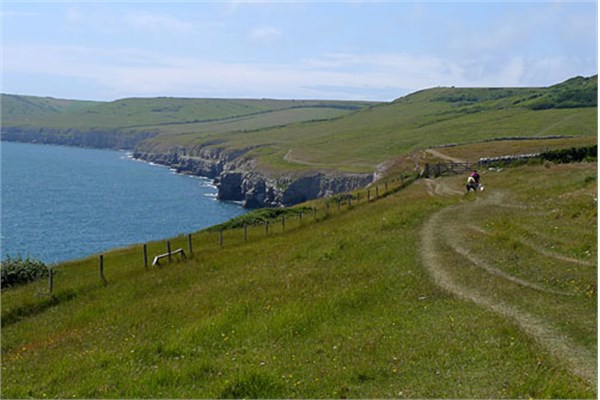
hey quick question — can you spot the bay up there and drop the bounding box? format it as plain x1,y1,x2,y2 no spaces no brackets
1,141,246,264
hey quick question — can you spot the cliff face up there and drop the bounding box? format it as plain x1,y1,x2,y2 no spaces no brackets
133,147,373,208
1,127,157,150
219,168,373,208
3,127,374,208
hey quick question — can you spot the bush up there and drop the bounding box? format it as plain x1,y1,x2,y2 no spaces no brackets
1,255,49,288
212,206,313,230
541,145,597,163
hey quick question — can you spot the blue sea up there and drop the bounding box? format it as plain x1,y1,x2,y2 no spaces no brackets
1,141,246,264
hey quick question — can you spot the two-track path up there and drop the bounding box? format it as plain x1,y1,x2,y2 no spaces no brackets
419,180,597,386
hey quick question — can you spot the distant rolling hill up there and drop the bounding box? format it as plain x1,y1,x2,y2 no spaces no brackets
1,95,377,138
140,75,595,174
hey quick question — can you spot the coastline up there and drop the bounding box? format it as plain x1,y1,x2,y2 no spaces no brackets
1,141,247,264
1,129,375,208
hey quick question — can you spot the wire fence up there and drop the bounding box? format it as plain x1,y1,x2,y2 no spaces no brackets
39,174,417,296
11,145,596,301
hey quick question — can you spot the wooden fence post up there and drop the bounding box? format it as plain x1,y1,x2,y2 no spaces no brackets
367,189,371,201
357,192,360,203
167,241,172,263
48,268,54,294
347,194,352,207
99,255,107,284
282,215,286,231
375,185,379,199
299,212,303,222
188,234,193,254
244,223,248,242
219,227,224,248
337,198,341,211
265,221,269,236
143,244,148,268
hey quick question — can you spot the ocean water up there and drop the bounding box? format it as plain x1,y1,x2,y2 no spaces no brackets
1,141,246,264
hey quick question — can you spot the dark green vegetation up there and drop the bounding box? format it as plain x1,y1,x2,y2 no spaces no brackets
0,256,49,289
212,206,314,231
1,161,596,398
521,75,598,110
541,145,597,163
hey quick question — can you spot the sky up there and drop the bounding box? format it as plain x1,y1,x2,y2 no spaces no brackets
1,1,598,102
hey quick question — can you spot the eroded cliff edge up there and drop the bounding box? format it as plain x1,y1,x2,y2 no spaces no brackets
2,128,374,208
132,146,374,209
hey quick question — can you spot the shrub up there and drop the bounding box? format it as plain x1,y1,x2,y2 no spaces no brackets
541,145,597,163
1,255,49,288
211,206,313,230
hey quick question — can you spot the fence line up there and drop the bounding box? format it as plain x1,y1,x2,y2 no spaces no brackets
43,173,413,294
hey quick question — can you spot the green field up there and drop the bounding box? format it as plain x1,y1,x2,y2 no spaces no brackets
2,161,596,398
1,95,375,132
131,76,597,174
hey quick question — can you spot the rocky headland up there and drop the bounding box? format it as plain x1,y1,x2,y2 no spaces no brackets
2,127,374,208
132,146,374,208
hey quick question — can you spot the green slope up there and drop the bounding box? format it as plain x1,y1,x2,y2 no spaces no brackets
2,76,596,174
1,94,101,120
1,95,375,132
135,75,597,173
1,161,596,398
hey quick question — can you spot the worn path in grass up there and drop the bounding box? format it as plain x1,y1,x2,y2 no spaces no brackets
419,180,597,386
425,148,466,164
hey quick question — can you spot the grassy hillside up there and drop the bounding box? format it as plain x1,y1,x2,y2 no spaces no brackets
134,75,597,174
1,95,375,133
1,94,101,120
2,161,596,398
2,76,596,176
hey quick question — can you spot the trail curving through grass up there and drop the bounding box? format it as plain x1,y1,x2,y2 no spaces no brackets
419,182,597,385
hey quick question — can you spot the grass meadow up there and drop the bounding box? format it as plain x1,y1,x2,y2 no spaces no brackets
1,161,596,398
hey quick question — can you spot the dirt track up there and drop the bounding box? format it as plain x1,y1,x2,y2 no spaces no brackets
419,180,597,385
425,148,466,164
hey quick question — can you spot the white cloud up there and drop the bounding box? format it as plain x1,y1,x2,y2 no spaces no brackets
60,6,198,35
250,26,282,42
123,12,195,34
65,6,84,24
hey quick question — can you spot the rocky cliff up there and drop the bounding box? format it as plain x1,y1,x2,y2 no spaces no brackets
3,126,374,208
133,146,373,208
1,127,158,150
